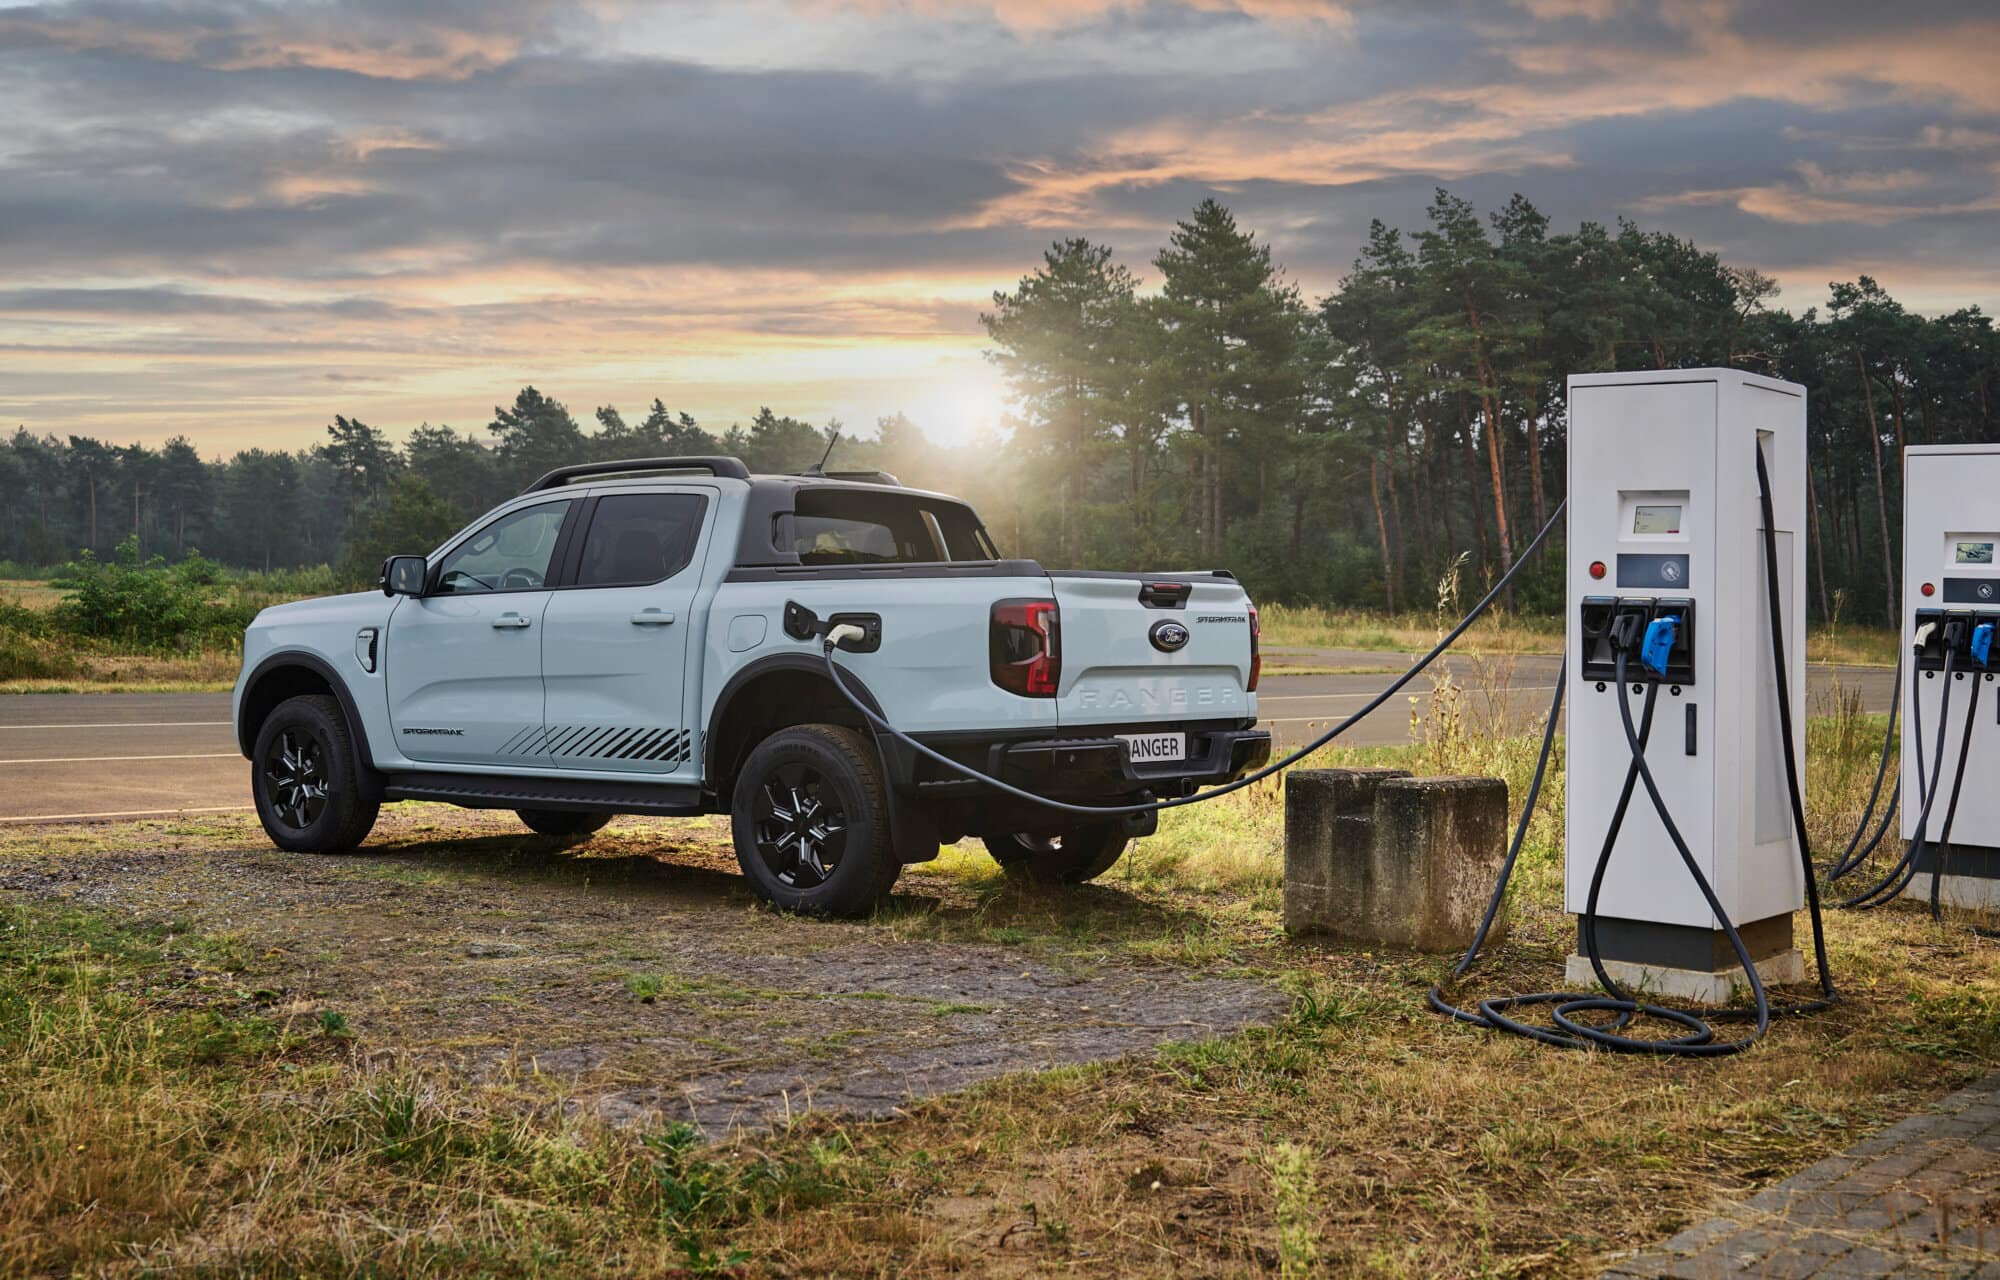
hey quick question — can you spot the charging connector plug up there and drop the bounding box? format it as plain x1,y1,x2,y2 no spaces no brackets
1609,611,1646,655
1974,621,1995,669
1641,614,1680,679
1915,619,1939,655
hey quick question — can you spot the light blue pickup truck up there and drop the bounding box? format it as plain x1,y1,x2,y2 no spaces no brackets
233,457,1270,914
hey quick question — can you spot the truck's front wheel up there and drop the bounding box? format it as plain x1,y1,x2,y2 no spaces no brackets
984,824,1130,884
731,724,901,917
251,694,380,855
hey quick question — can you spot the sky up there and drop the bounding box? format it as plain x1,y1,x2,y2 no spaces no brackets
1,0,1997,455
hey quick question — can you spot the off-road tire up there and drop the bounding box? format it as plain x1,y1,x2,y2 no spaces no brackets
251,693,380,854
731,724,901,917
515,809,613,839
984,824,1130,884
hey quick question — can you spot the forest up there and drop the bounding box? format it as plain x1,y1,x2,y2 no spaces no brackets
2,190,1993,623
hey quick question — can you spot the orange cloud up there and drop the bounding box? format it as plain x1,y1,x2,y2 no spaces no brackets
0,11,522,80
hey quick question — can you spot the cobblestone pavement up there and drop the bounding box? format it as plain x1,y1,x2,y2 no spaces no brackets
1602,1072,2000,1278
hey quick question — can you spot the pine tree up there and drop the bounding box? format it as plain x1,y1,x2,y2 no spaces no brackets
1149,200,1308,560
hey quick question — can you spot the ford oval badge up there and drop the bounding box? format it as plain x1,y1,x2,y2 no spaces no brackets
1149,620,1191,653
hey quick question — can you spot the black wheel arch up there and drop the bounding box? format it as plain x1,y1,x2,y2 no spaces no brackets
704,652,884,792
705,653,938,863
238,650,376,771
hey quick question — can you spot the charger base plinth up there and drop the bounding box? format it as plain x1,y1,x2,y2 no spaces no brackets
1564,913,1802,1004
1901,841,2000,910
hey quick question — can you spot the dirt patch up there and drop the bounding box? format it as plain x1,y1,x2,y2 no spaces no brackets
0,808,1288,1135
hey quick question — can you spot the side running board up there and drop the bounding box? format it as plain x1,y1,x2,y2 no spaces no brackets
382,772,705,816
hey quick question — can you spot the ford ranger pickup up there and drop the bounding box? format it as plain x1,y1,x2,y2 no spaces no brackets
232,456,1270,915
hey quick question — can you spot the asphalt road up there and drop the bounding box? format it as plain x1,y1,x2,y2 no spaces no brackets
0,652,1898,824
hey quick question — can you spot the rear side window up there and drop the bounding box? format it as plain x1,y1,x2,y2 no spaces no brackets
574,492,709,587
791,489,999,565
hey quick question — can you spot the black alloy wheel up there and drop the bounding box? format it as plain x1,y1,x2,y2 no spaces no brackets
729,723,900,916
263,726,330,831
752,763,850,889
250,693,381,854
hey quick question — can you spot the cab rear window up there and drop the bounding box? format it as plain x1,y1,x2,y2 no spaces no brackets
790,489,999,566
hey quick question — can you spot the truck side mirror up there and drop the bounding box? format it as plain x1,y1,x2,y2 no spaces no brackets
381,555,428,597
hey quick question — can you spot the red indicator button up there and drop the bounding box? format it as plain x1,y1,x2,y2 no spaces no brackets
1589,560,1607,580
1921,581,1936,597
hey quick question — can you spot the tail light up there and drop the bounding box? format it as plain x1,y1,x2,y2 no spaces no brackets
1247,604,1262,693
990,598,1060,697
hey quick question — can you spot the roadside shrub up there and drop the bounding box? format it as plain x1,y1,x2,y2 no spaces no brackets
49,536,256,648
0,626,81,680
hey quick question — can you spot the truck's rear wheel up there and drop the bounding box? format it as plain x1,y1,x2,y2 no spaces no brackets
731,724,901,917
515,809,612,839
252,694,379,854
984,824,1129,884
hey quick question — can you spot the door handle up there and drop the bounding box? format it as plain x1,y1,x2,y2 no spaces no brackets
492,613,532,629
630,609,677,626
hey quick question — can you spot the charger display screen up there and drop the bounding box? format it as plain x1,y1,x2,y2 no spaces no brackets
1632,504,1682,535
1955,541,1994,565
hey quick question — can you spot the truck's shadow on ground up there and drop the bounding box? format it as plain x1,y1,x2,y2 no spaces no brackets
343,826,1206,942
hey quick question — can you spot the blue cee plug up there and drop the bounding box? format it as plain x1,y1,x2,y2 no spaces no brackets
1973,621,1995,669
1641,614,1679,678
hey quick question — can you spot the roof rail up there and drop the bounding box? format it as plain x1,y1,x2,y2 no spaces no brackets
815,469,902,486
520,456,752,494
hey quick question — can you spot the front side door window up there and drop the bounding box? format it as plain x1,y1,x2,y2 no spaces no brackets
434,501,571,594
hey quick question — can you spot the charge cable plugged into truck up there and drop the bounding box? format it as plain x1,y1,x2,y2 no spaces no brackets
805,447,1837,1055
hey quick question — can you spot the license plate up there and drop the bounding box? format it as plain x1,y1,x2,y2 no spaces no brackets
1118,732,1186,764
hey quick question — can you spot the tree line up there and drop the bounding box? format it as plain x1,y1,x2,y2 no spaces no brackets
2,189,1993,620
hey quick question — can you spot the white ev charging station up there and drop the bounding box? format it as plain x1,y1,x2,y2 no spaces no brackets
1901,444,2000,909
1563,369,1808,1002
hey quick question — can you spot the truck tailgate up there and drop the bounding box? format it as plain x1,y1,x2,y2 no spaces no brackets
1050,574,1256,729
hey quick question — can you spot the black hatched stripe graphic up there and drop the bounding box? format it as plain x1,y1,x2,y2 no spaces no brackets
497,724,691,764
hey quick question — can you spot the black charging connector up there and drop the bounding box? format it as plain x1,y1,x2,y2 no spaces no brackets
1944,610,1978,667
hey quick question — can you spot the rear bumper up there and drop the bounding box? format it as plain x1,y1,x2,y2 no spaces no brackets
886,720,1271,803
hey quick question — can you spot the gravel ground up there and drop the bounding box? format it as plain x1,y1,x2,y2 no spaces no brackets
0,806,1289,1134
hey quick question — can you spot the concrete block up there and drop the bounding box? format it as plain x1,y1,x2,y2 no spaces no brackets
1283,767,1510,953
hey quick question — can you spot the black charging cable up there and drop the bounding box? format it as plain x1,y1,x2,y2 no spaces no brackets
1842,646,1958,910
1927,675,1983,920
817,499,1568,819
1825,652,1902,883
